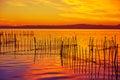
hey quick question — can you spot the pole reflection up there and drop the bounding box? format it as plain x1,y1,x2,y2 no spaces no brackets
0,30,119,80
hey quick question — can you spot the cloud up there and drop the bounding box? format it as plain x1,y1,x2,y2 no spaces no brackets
61,0,81,6
2,0,120,15
4,0,26,7
0,17,15,22
1,0,120,25
4,0,41,7
39,0,120,22
0,17,16,25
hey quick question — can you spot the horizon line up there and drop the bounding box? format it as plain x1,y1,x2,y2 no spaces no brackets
0,24,120,29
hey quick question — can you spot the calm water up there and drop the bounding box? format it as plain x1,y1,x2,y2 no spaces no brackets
0,29,120,80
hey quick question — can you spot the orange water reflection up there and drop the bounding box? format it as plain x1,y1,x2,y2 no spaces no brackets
0,29,120,80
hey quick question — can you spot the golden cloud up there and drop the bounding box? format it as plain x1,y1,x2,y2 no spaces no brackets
1,0,120,25
40,0,120,23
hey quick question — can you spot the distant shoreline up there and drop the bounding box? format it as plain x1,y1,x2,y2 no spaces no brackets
0,24,120,29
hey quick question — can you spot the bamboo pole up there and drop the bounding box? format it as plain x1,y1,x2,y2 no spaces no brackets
34,37,37,63
60,40,63,66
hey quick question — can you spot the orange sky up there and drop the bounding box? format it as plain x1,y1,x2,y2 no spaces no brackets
0,0,120,26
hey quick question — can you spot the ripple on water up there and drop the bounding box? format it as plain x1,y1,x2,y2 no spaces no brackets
33,72,62,76
37,76,73,80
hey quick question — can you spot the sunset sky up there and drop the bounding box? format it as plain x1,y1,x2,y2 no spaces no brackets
0,0,120,26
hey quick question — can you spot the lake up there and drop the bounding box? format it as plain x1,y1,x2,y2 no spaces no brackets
0,29,120,80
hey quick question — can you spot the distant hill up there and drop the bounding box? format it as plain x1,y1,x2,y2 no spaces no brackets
0,24,120,29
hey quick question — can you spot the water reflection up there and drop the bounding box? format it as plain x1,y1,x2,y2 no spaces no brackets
0,30,120,80
59,36,119,80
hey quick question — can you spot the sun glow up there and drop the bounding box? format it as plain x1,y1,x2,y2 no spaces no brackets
0,0,120,26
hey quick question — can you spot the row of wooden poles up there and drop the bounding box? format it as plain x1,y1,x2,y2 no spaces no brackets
60,36,119,80
0,31,34,53
0,31,63,55
0,31,119,80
